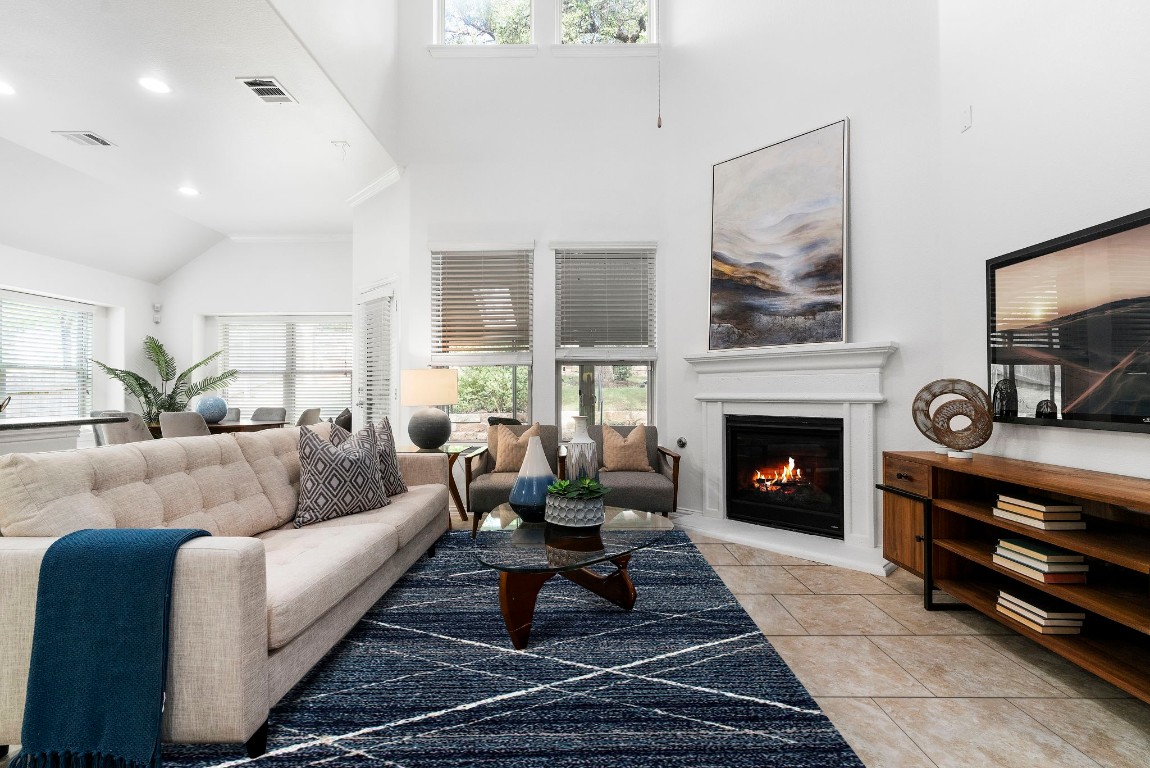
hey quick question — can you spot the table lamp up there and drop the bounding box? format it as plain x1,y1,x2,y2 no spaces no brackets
400,368,459,449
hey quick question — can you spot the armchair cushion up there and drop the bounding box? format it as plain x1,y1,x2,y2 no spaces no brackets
599,471,675,514
490,422,539,472
602,425,654,472
468,472,519,516
588,425,661,472
483,424,560,475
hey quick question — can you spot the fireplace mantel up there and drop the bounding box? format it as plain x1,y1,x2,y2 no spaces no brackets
681,340,899,574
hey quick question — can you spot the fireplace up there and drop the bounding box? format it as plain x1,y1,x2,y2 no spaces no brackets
725,415,845,539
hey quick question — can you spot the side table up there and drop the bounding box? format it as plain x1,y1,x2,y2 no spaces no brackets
396,444,481,521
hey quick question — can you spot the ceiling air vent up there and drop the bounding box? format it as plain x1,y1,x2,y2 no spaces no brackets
52,131,115,147
238,77,296,104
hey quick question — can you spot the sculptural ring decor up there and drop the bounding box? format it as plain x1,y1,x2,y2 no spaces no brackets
912,379,993,459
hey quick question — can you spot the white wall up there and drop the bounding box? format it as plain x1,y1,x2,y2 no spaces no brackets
158,237,354,367
356,0,941,512
938,0,1150,477
0,242,159,410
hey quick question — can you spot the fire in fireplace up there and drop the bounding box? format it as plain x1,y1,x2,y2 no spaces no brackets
726,415,844,539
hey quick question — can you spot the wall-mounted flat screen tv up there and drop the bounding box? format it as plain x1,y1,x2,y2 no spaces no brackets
988,207,1150,434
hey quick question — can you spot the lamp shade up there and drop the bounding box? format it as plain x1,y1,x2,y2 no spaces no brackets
400,368,459,407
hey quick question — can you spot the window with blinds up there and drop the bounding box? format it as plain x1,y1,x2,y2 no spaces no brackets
431,248,533,362
218,316,352,424
0,291,94,418
555,245,656,358
359,295,393,425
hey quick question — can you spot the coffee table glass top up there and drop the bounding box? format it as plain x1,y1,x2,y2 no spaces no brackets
474,504,674,574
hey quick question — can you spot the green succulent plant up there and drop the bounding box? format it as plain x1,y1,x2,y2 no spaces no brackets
547,477,611,500
93,336,238,424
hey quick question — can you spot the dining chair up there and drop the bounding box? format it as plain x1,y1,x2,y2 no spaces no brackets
90,409,119,446
225,407,240,422
160,411,211,438
295,407,322,426
95,412,155,445
251,407,287,422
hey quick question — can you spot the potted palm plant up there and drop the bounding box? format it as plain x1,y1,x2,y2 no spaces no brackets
93,336,238,431
544,477,611,527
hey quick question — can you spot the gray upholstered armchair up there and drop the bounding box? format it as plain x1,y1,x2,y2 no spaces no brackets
584,425,680,517
465,424,562,536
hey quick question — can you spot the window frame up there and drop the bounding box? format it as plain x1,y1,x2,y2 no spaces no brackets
215,314,353,425
554,0,658,50
433,0,537,50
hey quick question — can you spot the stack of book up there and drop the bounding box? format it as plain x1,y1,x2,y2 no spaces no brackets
997,585,1086,635
992,493,1086,530
992,538,1088,584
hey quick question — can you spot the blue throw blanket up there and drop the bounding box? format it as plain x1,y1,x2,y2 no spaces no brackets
13,528,210,768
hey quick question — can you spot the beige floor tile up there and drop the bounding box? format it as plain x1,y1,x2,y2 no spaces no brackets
978,635,1131,699
884,568,925,595
786,565,901,595
1011,698,1150,768
816,697,938,768
734,594,808,635
777,594,913,636
694,543,741,565
866,594,1011,635
876,698,1101,768
686,530,728,545
871,636,1064,698
767,636,932,697
724,542,819,566
711,565,812,595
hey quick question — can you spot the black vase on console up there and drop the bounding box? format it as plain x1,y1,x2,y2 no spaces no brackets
992,379,1018,418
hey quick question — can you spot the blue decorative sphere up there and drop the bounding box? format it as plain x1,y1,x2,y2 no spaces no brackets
195,396,228,424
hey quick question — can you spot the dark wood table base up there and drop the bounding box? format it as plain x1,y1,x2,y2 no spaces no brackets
498,553,636,649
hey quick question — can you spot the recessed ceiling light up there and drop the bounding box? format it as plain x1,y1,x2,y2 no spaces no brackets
0,82,15,96
138,77,171,94
178,186,199,196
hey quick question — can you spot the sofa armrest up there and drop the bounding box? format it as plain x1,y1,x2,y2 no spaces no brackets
657,446,681,513
0,536,270,745
398,451,450,488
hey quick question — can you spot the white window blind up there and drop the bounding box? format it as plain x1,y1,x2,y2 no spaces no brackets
359,295,393,425
218,316,352,424
431,248,533,363
555,246,656,359
0,291,94,418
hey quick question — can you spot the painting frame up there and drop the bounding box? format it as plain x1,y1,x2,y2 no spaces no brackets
708,119,850,350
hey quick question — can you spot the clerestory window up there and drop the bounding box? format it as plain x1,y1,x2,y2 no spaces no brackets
440,0,532,45
560,0,654,45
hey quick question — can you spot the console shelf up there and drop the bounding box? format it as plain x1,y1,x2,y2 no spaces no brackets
880,451,1150,705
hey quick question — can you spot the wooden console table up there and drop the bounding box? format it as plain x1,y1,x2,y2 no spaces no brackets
878,451,1150,705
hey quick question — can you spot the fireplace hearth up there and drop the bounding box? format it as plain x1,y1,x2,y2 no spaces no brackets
726,415,844,539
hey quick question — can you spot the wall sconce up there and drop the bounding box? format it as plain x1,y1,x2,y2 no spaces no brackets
152,303,162,324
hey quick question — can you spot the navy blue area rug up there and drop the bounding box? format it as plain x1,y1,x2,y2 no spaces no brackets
165,531,861,767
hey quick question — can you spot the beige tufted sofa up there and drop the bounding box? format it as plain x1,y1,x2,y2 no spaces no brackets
0,423,449,755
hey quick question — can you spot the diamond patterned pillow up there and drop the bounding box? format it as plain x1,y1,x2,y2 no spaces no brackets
330,419,408,497
295,424,390,528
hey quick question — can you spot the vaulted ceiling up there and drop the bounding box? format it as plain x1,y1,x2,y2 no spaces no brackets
0,0,396,283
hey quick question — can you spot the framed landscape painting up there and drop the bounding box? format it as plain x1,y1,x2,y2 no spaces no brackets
709,119,849,350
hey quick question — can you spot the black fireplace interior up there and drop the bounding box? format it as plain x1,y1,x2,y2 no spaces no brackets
726,415,845,539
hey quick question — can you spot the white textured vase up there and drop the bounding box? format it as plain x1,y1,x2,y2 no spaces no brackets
544,494,605,527
566,415,598,481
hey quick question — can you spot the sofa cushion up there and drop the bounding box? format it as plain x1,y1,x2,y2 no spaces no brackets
280,484,448,548
331,418,407,497
599,471,674,513
295,425,389,528
233,426,324,526
0,435,278,537
258,523,399,649
490,422,539,472
602,425,654,472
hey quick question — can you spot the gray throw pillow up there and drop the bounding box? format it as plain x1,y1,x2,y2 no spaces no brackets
331,418,408,497
295,424,390,528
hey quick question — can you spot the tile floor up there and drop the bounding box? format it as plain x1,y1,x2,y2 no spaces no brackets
685,530,1150,768
4,518,1149,768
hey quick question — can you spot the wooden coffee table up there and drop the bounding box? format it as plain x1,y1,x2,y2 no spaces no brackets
473,504,674,649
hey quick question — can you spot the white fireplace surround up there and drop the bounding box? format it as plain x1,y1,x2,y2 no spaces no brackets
683,341,898,575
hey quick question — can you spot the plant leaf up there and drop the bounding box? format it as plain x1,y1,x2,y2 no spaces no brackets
183,370,239,400
143,336,177,382
173,349,225,388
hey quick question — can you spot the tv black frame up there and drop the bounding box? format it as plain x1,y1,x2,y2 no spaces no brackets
986,205,1150,435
